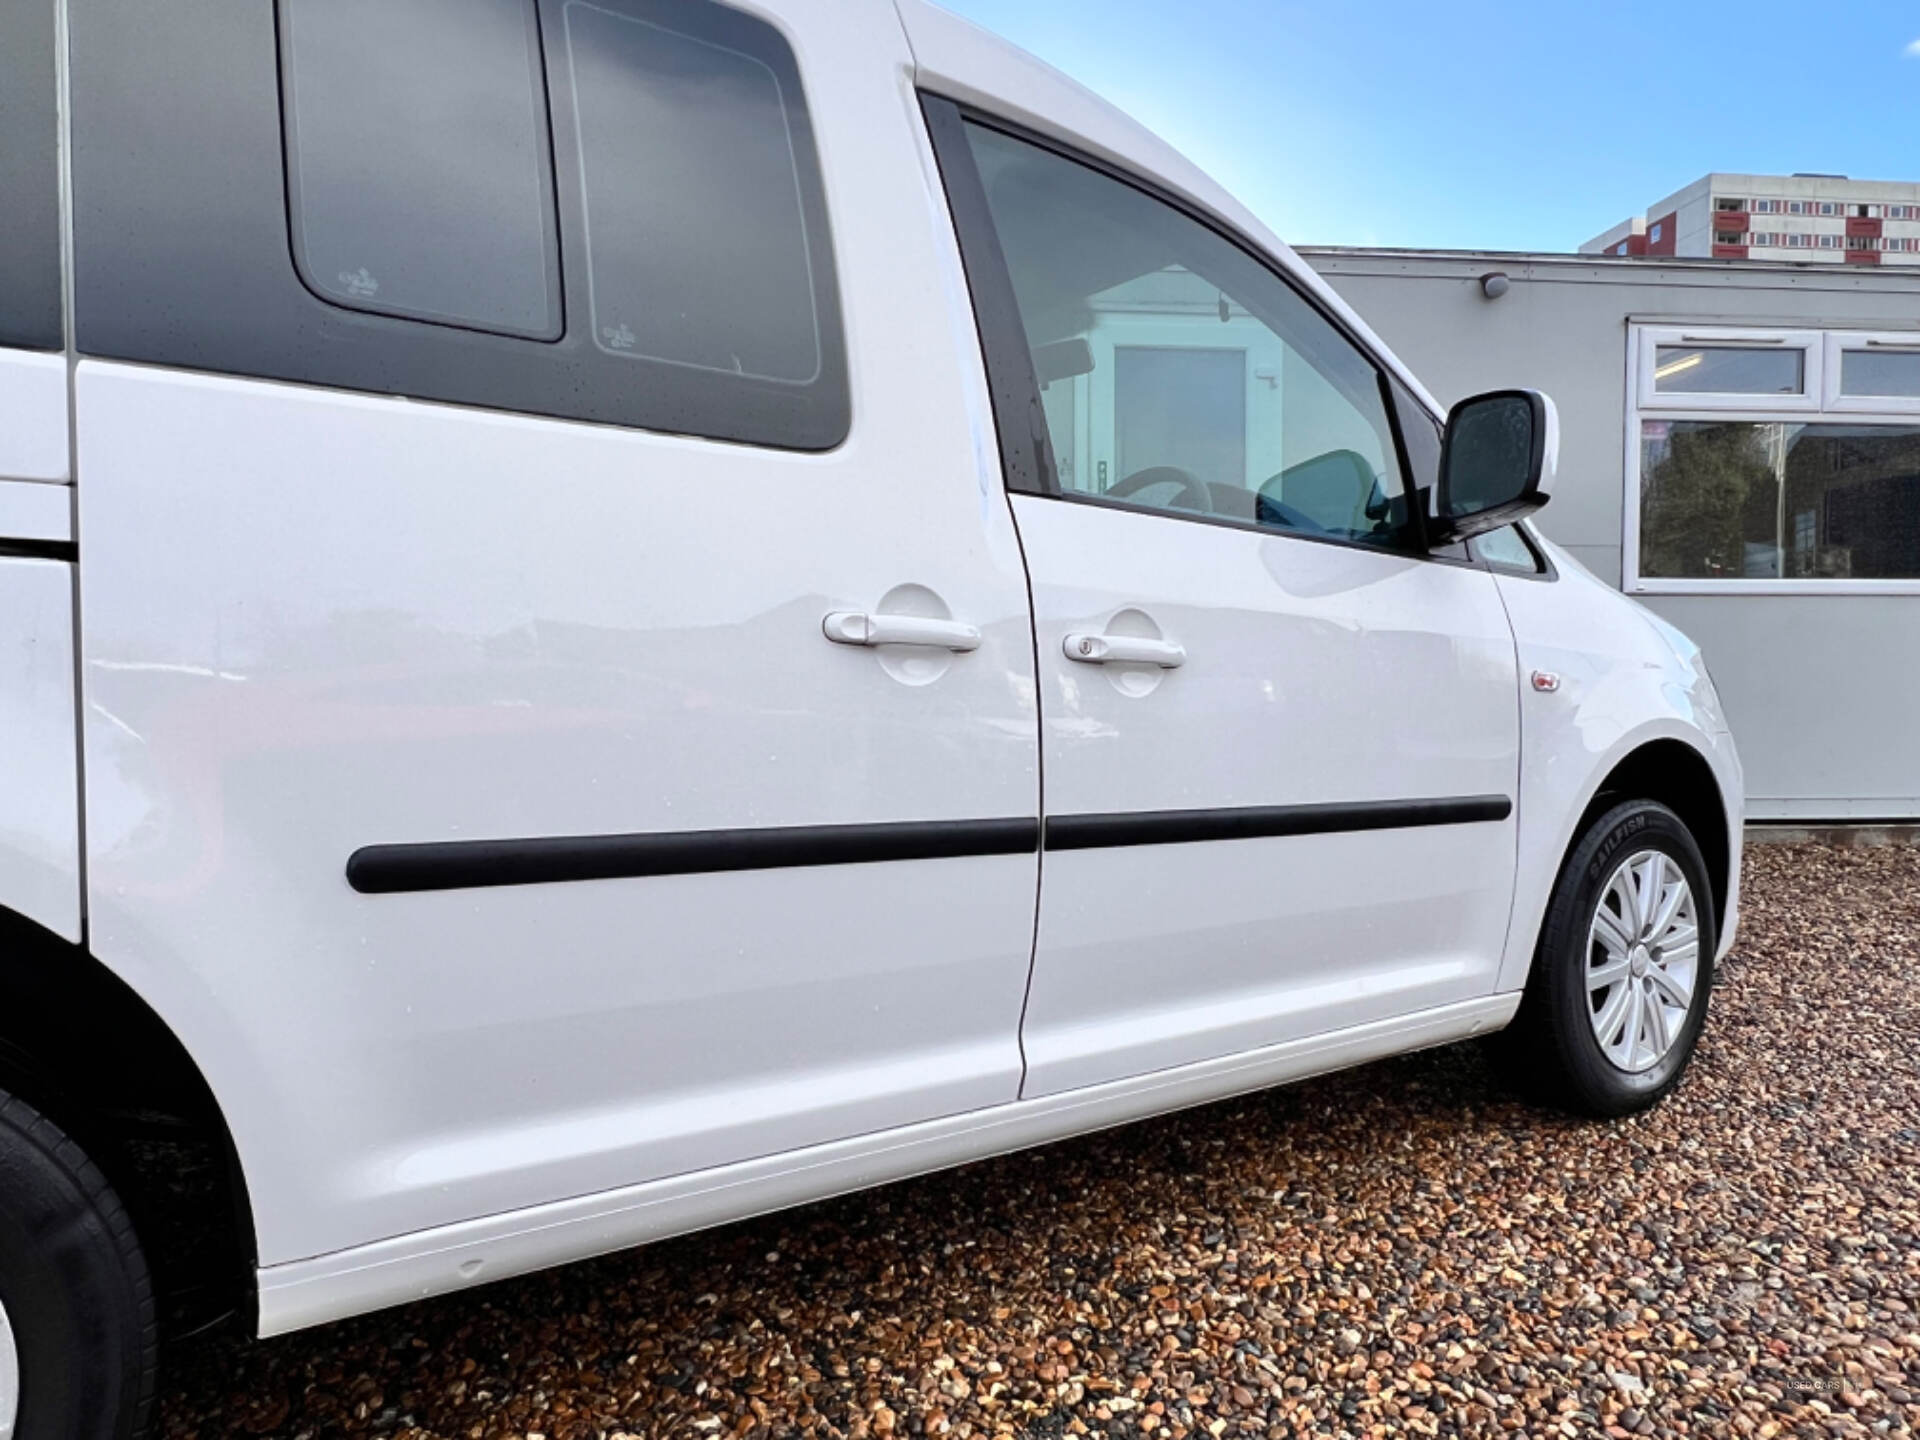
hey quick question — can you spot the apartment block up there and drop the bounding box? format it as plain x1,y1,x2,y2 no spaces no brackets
1582,173,1920,266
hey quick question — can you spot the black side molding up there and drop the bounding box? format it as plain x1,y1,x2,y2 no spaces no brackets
1044,796,1512,852
347,797,1513,895
347,817,1042,895
0,539,76,563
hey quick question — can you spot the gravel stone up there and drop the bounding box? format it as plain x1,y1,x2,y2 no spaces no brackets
159,842,1920,1438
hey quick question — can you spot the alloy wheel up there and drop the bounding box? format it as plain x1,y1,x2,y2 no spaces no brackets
1585,848,1700,1073
0,1294,18,1440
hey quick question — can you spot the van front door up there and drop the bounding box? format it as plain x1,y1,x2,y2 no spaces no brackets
929,108,1521,1096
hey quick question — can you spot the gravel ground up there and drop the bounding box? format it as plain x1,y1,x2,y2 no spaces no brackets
161,842,1920,1439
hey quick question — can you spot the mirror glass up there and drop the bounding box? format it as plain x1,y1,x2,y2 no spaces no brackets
1442,393,1537,520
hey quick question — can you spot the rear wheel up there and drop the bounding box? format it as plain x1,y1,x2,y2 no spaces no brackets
1499,799,1718,1116
0,1090,155,1439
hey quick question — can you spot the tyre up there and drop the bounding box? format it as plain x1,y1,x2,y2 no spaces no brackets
1499,799,1718,1117
0,1090,155,1440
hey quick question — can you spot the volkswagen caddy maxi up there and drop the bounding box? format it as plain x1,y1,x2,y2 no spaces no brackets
0,0,1741,1430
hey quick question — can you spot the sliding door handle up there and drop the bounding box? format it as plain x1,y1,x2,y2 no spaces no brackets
1063,632,1186,668
823,611,982,652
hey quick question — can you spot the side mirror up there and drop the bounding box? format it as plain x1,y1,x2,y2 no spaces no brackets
1432,389,1555,544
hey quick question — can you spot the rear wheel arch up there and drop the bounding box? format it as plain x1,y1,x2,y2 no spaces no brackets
0,906,257,1336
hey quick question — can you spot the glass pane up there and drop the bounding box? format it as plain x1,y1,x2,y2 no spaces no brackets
1840,349,1920,399
1652,345,1803,395
1476,524,1541,573
1640,420,1920,579
563,0,823,382
960,123,1405,544
281,0,561,339
0,0,62,349
1115,348,1245,493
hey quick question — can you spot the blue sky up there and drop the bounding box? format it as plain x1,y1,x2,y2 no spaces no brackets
938,1,1920,253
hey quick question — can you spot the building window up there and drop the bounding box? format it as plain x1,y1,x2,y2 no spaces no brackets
1632,326,1920,590
1716,197,1745,212
1640,421,1920,580
1838,346,1920,400
1650,222,1664,242
1716,231,1744,246
1653,345,1804,396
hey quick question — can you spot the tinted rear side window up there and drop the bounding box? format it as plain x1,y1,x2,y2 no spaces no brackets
557,0,826,384
0,0,63,350
280,0,562,340
70,0,849,451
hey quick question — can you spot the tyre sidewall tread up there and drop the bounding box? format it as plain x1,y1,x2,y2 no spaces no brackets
0,1091,157,1440
1521,800,1718,1118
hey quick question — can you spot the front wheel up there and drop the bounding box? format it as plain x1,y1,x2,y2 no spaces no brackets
1498,799,1718,1117
0,1090,156,1439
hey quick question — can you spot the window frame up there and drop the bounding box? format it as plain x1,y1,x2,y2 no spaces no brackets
1633,325,1822,413
919,92,1447,563
1823,332,1920,414
1626,322,1920,595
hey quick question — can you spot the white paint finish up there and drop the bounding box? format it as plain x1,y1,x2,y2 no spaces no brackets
1010,497,1522,1096
0,477,71,543
36,4,1758,1347
73,0,1050,1270
77,351,1040,1262
1490,540,1743,995
0,559,82,943
255,991,1518,1335
1305,250,1920,817
0,349,70,484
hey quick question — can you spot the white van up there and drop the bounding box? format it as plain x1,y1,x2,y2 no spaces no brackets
0,0,1741,1430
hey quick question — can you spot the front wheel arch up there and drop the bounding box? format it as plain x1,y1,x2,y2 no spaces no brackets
1569,738,1731,943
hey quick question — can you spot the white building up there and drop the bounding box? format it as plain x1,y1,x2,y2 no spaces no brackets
1304,247,1920,820
1582,173,1920,268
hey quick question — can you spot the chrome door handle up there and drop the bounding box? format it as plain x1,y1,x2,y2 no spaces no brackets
823,611,982,652
1063,632,1186,667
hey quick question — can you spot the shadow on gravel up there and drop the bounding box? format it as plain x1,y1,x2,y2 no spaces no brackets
162,1041,1528,1433
157,843,1920,1439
